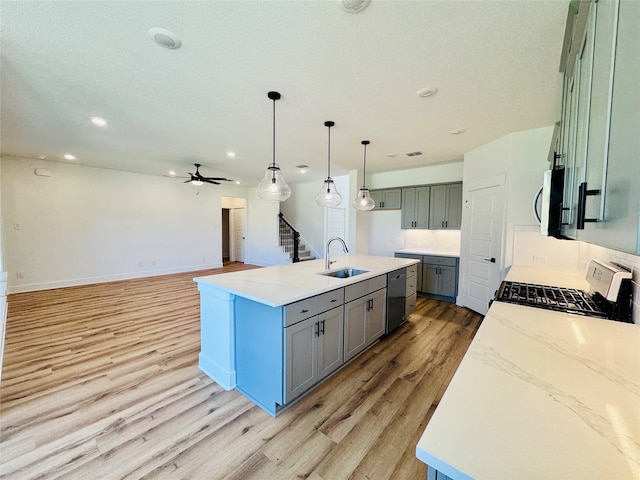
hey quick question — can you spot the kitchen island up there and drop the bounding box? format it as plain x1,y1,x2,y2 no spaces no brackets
194,254,419,416
416,266,640,479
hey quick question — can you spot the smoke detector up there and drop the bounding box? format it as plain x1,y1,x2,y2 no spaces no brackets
340,0,371,13
148,28,181,49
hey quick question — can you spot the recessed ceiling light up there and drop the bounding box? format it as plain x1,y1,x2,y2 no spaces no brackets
90,116,107,127
235,181,241,185
386,153,397,158
341,0,371,13
168,170,176,177
416,87,438,98
64,154,76,160
226,151,237,158
296,164,309,174
450,128,466,135
148,28,181,49
38,155,46,159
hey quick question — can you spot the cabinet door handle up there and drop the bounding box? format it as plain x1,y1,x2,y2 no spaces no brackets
445,220,448,228
441,220,444,227
315,321,320,337
321,320,325,335
577,182,601,229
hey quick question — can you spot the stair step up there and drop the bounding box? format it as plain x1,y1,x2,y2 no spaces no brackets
298,255,316,262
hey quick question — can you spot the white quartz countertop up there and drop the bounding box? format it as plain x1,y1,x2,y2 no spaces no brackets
194,254,418,307
395,247,460,257
416,266,640,479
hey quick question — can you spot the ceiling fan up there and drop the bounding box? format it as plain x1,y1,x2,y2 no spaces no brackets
181,163,233,185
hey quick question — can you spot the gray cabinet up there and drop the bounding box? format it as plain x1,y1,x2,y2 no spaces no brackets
429,183,462,230
401,186,430,229
421,256,459,301
371,188,402,210
557,0,639,253
394,253,423,291
405,264,417,316
343,275,387,362
284,305,344,403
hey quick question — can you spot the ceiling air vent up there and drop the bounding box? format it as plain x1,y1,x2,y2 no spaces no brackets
405,151,423,157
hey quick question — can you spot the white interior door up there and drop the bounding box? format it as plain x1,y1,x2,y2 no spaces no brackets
461,177,505,315
231,208,246,263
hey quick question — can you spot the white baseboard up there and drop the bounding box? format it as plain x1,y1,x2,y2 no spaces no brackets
6,263,222,294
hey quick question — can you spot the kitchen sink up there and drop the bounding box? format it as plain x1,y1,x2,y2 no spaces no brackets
318,267,370,278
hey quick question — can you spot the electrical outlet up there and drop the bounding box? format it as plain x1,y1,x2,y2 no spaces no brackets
533,255,548,263
16,272,24,279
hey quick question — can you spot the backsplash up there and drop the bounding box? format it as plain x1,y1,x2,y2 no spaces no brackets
512,226,640,325
404,229,461,251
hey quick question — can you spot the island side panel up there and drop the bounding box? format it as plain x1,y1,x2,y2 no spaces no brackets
197,282,237,390
235,296,284,417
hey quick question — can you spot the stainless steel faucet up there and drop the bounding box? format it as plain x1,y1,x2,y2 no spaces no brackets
326,237,348,270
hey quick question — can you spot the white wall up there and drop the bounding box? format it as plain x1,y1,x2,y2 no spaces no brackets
369,162,463,189
1,156,250,292
280,174,351,258
245,188,290,266
462,125,555,269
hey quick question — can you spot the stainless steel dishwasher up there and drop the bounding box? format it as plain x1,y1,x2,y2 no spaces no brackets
386,268,406,334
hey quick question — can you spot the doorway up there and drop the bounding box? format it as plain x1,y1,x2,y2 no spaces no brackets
459,175,505,315
221,197,247,263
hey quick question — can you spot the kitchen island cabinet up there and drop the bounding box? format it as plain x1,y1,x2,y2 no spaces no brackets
194,254,418,416
416,265,640,479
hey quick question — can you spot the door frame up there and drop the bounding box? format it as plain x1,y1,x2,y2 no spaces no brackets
458,174,506,314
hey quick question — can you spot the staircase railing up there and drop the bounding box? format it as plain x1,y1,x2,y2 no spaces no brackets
278,212,300,263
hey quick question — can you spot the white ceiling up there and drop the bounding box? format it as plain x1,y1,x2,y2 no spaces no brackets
0,0,568,186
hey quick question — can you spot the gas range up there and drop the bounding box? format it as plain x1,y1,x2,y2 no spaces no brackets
494,260,633,322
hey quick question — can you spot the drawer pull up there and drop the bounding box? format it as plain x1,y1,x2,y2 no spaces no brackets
330,299,337,303
301,309,309,313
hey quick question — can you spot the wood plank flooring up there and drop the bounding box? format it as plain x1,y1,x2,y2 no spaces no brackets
0,262,483,479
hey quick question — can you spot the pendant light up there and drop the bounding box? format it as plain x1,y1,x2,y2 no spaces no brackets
353,140,375,211
315,121,342,207
257,91,291,201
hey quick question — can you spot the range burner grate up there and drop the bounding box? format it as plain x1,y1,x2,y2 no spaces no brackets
495,281,608,318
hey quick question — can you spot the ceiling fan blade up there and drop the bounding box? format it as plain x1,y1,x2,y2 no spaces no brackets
204,179,221,185
204,177,232,181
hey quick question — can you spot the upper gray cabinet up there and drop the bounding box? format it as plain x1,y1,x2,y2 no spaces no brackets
401,186,430,229
370,188,402,210
429,183,462,230
557,0,639,253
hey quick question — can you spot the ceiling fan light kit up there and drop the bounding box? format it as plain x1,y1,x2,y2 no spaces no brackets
353,140,375,211
257,91,291,202
315,121,342,208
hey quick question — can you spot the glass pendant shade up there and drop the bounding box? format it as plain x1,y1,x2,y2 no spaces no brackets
353,186,375,210
257,163,291,201
316,120,342,207
353,140,375,211
257,91,291,201
316,178,342,207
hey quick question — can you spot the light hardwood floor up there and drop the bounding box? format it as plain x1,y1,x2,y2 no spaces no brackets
0,262,482,479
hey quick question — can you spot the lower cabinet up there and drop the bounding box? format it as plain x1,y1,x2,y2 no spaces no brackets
235,275,389,417
285,306,343,403
344,288,386,363
422,256,458,301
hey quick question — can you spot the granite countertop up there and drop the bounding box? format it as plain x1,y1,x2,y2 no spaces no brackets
194,254,419,307
395,247,460,258
416,265,640,479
